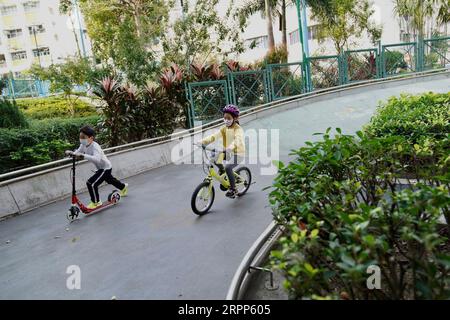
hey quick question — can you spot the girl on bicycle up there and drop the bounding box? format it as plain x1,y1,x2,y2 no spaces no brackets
201,104,245,198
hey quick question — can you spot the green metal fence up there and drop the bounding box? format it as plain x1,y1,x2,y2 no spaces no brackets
382,42,417,77
267,61,305,100
186,36,450,127
306,55,343,91
228,69,269,109
343,48,380,83
423,36,450,71
187,80,230,128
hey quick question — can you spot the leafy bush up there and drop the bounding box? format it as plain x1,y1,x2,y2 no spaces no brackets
94,77,180,147
365,92,450,142
0,115,100,173
16,96,97,119
383,50,408,74
0,98,28,129
269,129,450,300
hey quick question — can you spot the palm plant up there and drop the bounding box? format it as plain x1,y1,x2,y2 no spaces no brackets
236,0,277,52
393,0,449,41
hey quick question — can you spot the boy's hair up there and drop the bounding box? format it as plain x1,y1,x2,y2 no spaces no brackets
80,126,96,138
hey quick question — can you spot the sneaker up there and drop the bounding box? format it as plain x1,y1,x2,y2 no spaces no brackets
87,201,102,209
120,183,129,197
225,188,237,199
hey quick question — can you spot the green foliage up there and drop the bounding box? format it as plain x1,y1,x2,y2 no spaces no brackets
269,128,450,299
93,77,180,147
0,98,28,129
161,0,244,68
383,50,408,74
306,0,382,53
10,139,72,165
77,0,169,86
0,116,100,173
365,92,450,142
16,97,97,120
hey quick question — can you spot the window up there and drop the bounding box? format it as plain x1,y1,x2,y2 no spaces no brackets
5,29,23,39
49,7,54,15
308,25,321,40
11,51,27,61
0,54,6,66
1,5,17,15
23,1,40,12
289,29,300,45
32,47,50,57
28,25,45,35
245,35,268,49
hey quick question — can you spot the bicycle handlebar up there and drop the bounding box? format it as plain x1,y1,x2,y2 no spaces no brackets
193,143,226,153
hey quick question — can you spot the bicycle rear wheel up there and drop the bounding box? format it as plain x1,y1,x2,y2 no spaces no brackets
191,181,215,215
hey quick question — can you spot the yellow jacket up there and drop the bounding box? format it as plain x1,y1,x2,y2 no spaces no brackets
201,123,245,156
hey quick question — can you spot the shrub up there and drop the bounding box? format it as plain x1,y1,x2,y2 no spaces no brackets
0,115,100,173
365,92,450,142
0,98,28,129
269,129,450,300
94,76,181,147
16,96,97,119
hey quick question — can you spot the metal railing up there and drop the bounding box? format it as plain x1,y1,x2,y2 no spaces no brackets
187,36,450,126
1,68,448,183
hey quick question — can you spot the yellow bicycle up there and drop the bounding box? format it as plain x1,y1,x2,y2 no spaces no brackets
191,144,252,215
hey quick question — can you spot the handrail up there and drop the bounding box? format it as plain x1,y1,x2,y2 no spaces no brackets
1,68,448,183
226,222,283,300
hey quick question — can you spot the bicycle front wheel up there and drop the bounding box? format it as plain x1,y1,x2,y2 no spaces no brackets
191,181,215,215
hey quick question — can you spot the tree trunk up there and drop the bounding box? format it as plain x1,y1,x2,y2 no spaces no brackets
281,0,287,54
69,13,82,58
265,0,275,52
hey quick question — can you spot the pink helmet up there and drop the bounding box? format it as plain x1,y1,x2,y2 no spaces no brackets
222,104,240,117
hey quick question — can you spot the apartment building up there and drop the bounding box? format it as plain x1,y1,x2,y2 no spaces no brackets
0,0,91,77
238,0,449,63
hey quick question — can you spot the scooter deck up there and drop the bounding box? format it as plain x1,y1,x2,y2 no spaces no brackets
81,201,119,215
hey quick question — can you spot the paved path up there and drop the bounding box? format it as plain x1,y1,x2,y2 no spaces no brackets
0,77,448,299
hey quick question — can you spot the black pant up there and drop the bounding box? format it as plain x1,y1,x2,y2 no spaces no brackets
87,169,125,203
225,155,239,190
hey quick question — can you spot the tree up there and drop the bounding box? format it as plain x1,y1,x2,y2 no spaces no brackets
393,0,449,41
161,0,245,68
70,0,170,86
28,57,108,116
236,0,278,53
59,0,82,58
305,0,382,54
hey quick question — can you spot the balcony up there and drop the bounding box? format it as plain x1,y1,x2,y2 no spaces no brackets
7,38,25,51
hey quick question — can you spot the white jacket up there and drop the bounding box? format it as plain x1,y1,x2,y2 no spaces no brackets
75,141,112,170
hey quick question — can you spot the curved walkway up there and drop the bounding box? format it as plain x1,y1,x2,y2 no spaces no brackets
0,76,448,299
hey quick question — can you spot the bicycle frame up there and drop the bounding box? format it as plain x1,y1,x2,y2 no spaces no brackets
200,147,244,190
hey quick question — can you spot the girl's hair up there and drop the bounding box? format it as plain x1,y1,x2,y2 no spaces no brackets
80,126,96,138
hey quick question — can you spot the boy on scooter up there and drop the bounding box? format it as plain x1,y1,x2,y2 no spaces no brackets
65,126,128,209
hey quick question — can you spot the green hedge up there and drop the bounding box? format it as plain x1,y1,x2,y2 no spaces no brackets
16,96,97,120
269,129,450,300
365,92,450,142
0,115,100,173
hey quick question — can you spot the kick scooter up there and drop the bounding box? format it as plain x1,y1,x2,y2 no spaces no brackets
66,154,121,222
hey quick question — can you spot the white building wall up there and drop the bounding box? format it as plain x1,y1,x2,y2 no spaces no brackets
0,0,92,77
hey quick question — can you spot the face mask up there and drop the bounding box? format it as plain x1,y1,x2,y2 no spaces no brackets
80,139,89,146
224,119,233,127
